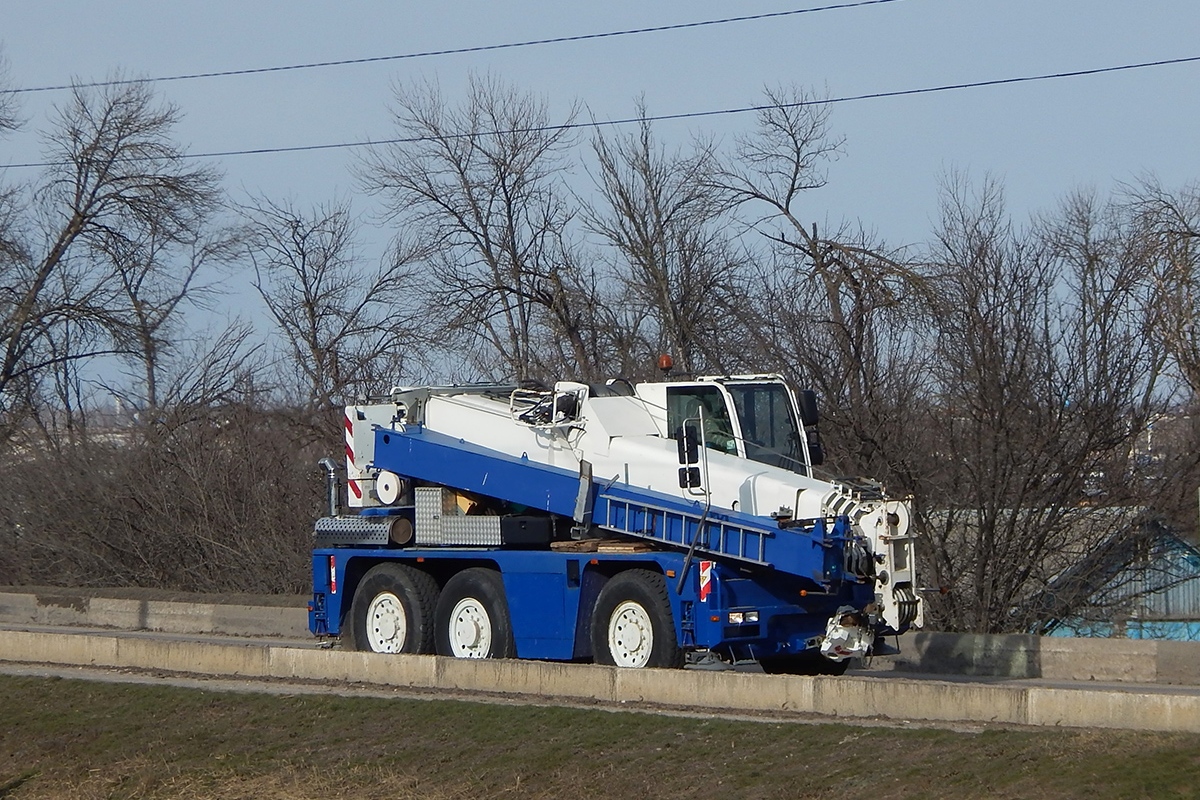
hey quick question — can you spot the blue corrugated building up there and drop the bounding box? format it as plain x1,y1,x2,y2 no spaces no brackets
1039,522,1200,640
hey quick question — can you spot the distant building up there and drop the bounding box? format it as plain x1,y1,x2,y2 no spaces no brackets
1037,522,1200,640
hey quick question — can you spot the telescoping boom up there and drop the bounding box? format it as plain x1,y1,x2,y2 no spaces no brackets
309,373,923,672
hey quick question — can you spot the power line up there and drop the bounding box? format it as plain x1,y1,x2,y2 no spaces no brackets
10,0,906,94
6,53,1199,170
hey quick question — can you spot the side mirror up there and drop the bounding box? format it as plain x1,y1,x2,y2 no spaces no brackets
676,424,700,466
798,389,824,466
678,466,702,489
798,389,820,427
676,424,703,489
807,430,825,466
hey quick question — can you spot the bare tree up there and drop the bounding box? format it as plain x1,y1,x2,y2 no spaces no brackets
1124,178,1200,396
0,48,19,135
0,397,319,593
709,86,928,484
585,112,748,376
712,85,844,217
360,74,602,383
97,220,250,413
917,177,1166,632
0,79,220,438
1109,178,1200,543
244,196,419,411
0,48,23,271
525,235,632,381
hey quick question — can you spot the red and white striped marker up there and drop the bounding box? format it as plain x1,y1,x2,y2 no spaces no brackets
344,411,362,501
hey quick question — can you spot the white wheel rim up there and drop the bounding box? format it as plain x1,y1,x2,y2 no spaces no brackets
366,591,407,653
608,600,654,668
448,597,492,658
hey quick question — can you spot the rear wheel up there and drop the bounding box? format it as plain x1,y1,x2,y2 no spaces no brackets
346,563,438,654
434,568,515,659
591,569,683,669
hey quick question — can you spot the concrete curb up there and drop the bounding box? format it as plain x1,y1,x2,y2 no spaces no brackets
0,591,309,638
880,630,1200,684
3,628,1200,732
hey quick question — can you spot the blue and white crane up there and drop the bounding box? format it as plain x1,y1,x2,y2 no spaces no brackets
309,372,922,672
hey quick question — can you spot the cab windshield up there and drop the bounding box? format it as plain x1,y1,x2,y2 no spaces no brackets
724,382,805,473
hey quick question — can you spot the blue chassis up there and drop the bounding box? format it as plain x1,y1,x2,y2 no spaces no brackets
309,545,877,661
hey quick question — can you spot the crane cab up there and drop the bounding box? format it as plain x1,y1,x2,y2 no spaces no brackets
631,375,824,477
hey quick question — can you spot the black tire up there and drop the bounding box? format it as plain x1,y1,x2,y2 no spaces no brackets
759,652,851,676
434,568,515,659
591,569,684,669
346,563,439,654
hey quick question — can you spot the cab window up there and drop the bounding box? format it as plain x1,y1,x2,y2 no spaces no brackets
666,385,737,454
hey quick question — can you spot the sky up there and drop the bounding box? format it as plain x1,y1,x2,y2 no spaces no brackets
2,0,1199,273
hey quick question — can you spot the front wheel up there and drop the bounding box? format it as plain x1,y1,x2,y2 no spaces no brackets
434,568,515,659
591,569,683,669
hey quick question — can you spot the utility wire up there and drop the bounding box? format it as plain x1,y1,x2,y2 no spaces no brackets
10,0,905,94
6,53,1199,169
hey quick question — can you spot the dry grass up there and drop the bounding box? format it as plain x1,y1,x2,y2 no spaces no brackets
4,674,1200,799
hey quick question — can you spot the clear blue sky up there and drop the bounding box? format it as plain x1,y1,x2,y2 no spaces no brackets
2,0,1198,247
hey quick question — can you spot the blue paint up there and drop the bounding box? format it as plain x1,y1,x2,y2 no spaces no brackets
373,425,583,516
309,545,867,659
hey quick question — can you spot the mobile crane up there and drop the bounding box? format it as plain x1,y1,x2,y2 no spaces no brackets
308,371,922,672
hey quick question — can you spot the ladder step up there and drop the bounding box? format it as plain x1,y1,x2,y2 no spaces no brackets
595,493,772,567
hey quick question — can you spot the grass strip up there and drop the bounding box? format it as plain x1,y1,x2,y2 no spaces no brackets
4,674,1199,798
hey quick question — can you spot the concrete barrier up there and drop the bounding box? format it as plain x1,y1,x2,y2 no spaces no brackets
1027,687,1200,732
1036,636,1158,683
0,629,120,667
4,628,1200,733
613,666,814,714
274,648,441,688
5,588,1200,687
814,674,1030,725
874,630,1200,684
0,590,309,638
438,657,616,704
